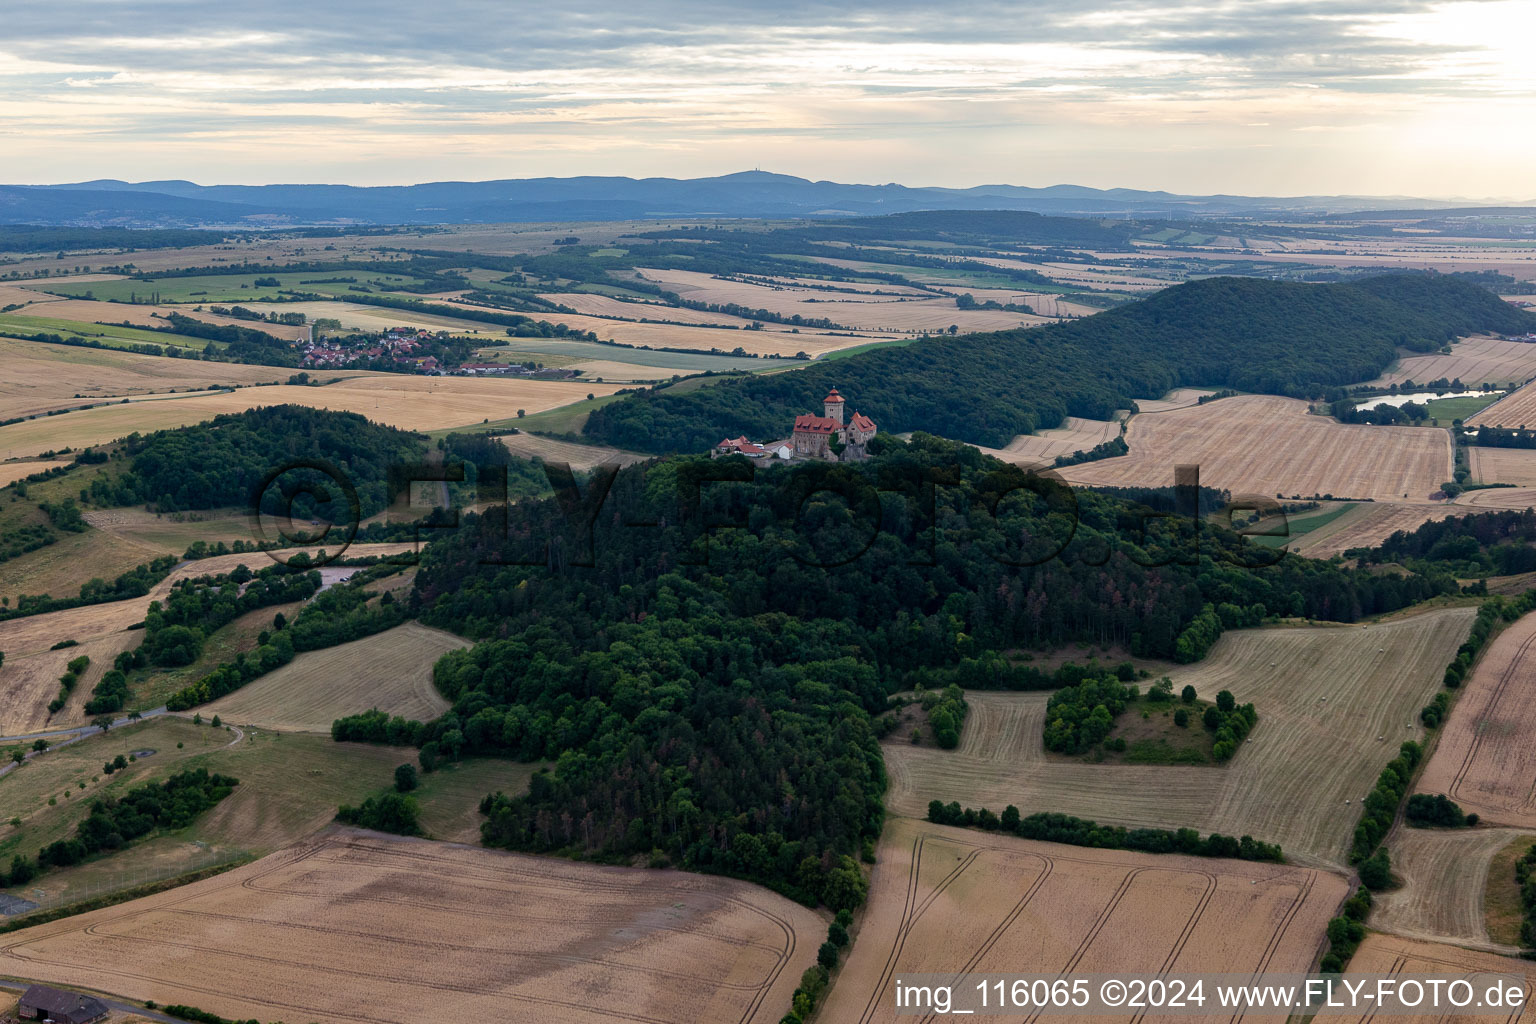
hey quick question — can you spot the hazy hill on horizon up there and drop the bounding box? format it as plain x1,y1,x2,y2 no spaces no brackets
2,170,1528,229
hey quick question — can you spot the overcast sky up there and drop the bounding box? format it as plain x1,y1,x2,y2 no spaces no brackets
2,0,1533,197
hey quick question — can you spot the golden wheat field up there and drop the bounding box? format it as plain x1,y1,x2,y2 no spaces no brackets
1286,501,1458,559
0,460,70,487
884,609,1474,867
818,816,1345,1024
1472,380,1536,430
1373,826,1533,951
971,416,1123,465
1469,447,1536,487
1417,610,1536,828
0,829,824,1024
636,268,1035,333
0,337,292,422
0,376,618,458
1454,486,1536,511
1339,934,1533,1024
1059,395,1453,502
1373,335,1536,390
204,621,465,733
537,292,768,327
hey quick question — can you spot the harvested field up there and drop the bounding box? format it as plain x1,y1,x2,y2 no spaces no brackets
884,609,1475,867
0,336,289,423
1469,447,1536,487
1417,610,1536,828
1133,388,1218,414
1374,826,1530,949
637,268,1034,333
0,529,177,607
0,376,619,457
498,432,648,471
0,630,137,736
78,507,269,555
1285,501,1457,559
972,416,1122,465
1454,486,1536,510
1372,335,1536,389
204,622,465,733
0,829,823,1024
0,289,310,341
818,816,1345,1024
537,292,766,327
1059,395,1453,503
0,543,418,731
0,460,69,487
1474,380,1536,431
1341,934,1533,1024
250,299,872,357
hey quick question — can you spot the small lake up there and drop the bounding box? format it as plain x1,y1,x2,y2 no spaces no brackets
1354,390,1498,411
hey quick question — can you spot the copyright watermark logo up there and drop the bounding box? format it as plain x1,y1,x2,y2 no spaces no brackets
248,458,361,567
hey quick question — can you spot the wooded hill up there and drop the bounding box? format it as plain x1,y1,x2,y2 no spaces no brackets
86,405,429,517
387,437,1451,902
583,273,1534,452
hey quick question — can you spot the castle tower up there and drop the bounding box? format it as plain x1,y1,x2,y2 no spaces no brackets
823,388,845,425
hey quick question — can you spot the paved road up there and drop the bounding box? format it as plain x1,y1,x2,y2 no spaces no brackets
0,708,245,781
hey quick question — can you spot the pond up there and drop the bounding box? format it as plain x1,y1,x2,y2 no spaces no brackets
1354,390,1498,411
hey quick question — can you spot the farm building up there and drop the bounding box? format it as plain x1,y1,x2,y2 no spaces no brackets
18,984,109,1024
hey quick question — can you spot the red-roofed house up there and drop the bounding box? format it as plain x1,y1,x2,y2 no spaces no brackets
715,436,767,457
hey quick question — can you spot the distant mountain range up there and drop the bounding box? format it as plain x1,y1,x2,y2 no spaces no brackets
0,171,1530,228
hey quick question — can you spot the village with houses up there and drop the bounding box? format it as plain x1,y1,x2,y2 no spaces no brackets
298,326,579,379
713,387,878,461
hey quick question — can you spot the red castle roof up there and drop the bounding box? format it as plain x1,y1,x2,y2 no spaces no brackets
849,412,876,432
793,414,838,434
823,388,845,404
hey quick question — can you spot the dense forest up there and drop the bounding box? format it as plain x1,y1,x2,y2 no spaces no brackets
379,437,1454,902
583,273,1533,452
0,225,224,253
1352,507,1536,577
88,406,429,517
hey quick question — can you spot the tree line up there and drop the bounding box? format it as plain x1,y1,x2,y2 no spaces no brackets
0,769,237,888
925,802,1284,862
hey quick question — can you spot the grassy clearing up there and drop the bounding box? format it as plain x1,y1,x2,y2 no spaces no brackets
455,391,625,437
1248,502,1358,548
1425,392,1503,422
409,757,542,843
1484,833,1536,946
820,335,926,360
1097,697,1219,764
0,717,520,911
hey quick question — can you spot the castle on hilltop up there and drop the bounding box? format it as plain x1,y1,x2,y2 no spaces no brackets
791,388,876,460
713,387,877,462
